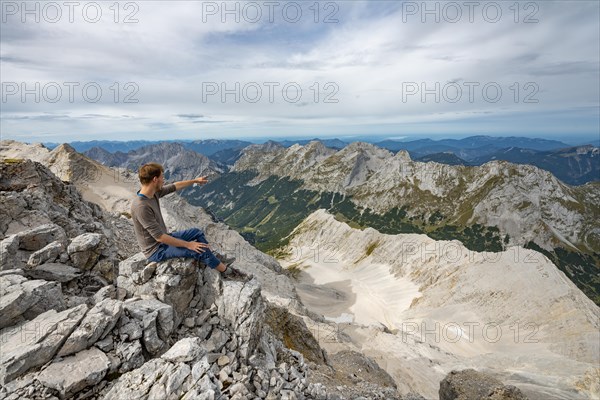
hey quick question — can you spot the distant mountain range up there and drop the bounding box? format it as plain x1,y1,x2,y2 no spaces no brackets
416,146,599,185
47,139,253,156
50,135,576,155
471,146,599,185
375,135,572,155
185,141,600,304
276,138,347,149
54,135,598,185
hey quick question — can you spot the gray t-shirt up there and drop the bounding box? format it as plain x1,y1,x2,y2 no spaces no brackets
131,184,176,258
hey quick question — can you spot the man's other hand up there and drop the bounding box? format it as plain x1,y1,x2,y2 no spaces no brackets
187,241,211,253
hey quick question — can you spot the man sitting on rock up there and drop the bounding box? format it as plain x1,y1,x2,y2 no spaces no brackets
131,162,241,276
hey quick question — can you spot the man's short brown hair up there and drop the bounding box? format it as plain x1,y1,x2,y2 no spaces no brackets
138,163,164,185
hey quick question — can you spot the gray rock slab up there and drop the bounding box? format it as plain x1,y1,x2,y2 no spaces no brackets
0,304,88,384
27,241,64,267
37,347,110,396
161,338,206,363
17,224,66,252
58,299,122,357
24,262,81,283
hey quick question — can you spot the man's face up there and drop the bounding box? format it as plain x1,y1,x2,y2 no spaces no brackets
153,173,164,191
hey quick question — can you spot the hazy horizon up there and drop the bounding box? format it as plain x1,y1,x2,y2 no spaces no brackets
22,133,600,149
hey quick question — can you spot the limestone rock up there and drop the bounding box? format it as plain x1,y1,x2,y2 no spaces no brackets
104,355,200,399
17,224,66,252
161,337,206,363
95,336,114,352
0,304,88,384
93,285,126,303
21,280,65,321
0,275,66,329
67,232,102,253
68,233,103,269
0,235,21,270
142,311,166,355
58,298,123,357
37,347,110,396
216,278,264,361
116,340,144,373
439,369,528,400
124,298,175,341
118,254,196,326
120,319,143,341
24,262,81,283
27,240,64,267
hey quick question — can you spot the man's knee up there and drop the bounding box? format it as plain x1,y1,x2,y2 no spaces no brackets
192,228,207,242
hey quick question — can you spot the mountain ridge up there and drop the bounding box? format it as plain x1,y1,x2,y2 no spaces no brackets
188,141,600,304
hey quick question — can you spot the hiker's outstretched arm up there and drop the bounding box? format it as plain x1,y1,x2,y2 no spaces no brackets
174,176,208,190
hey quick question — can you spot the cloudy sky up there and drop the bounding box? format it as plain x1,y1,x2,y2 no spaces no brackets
1,0,599,143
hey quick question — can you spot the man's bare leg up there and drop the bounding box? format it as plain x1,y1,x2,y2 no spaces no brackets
216,262,226,272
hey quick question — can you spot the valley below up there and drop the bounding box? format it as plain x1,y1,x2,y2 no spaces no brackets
278,210,600,400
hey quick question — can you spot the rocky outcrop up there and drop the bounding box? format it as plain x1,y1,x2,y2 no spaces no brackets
27,241,65,267
58,298,123,357
117,254,196,326
23,262,81,283
0,247,405,399
0,224,68,271
264,304,329,365
0,161,129,282
67,232,104,269
439,369,528,400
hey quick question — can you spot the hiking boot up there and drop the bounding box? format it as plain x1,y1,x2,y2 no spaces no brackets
222,265,252,281
216,252,236,267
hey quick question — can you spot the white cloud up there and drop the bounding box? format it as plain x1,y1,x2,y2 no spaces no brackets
1,0,598,142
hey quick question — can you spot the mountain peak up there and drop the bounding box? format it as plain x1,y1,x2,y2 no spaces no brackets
394,149,412,162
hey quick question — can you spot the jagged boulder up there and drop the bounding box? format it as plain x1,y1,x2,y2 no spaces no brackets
24,262,81,283
68,232,104,269
103,357,210,400
0,304,88,384
115,340,144,373
0,235,21,270
17,223,67,252
161,337,206,363
27,240,65,267
2,229,73,277
209,271,264,362
117,253,196,325
37,347,110,397
58,298,123,357
0,274,65,329
439,369,528,400
122,297,175,355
